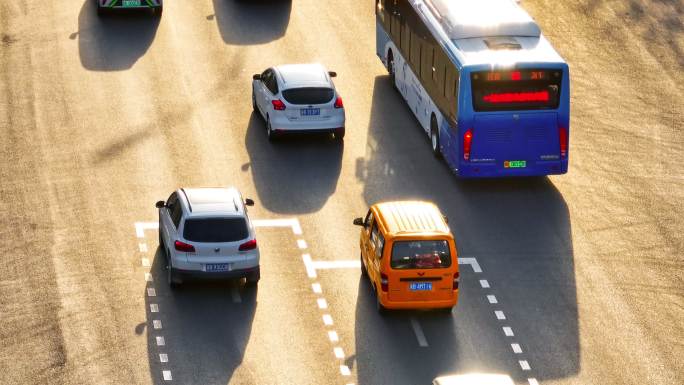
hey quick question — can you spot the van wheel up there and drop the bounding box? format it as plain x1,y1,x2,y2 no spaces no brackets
430,116,442,159
438,306,453,316
360,253,368,277
376,289,387,315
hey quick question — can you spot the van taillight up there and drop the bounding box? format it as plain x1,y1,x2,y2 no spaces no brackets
239,239,257,251
380,273,389,292
463,129,473,161
453,272,460,290
174,240,195,253
559,127,568,158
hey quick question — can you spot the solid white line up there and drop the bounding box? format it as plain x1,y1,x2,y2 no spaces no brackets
159,353,168,363
142,258,151,267
340,365,351,376
156,336,165,346
162,370,172,381
503,326,514,336
312,283,322,294
135,222,158,238
139,243,148,253
487,295,498,304
153,320,162,330
328,331,339,342
479,279,490,288
323,314,333,326
150,304,159,313
231,287,242,303
458,257,482,273
147,288,156,297
291,220,302,235
334,347,345,359
317,298,328,309
312,260,361,269
519,360,531,371
511,343,522,354
302,254,317,278
410,317,429,347
145,273,153,282
528,379,539,385
297,239,308,249
495,310,506,320
252,218,302,235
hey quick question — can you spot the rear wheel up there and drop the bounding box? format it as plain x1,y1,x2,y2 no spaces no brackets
360,253,368,277
96,4,107,17
152,6,163,17
334,127,345,141
252,91,258,113
245,268,260,287
375,286,387,315
167,265,180,289
430,116,442,159
266,118,277,141
388,51,397,91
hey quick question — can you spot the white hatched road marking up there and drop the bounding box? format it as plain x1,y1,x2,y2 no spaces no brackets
479,279,490,288
511,343,523,354
487,295,498,304
410,317,429,347
145,273,153,282
323,314,333,325
519,360,531,371
297,239,308,249
162,370,172,381
340,365,351,376
503,326,514,337
528,378,539,385
159,353,168,363
312,283,322,294
150,304,159,313
139,243,148,253
147,288,156,297
156,336,165,346
135,222,159,238
334,347,345,358
142,258,150,267
328,331,339,342
495,310,506,320
317,298,328,309
153,320,163,330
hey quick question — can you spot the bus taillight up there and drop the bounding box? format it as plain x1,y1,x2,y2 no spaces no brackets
559,127,568,158
463,129,473,161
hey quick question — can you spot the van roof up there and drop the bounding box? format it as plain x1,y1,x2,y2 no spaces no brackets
374,201,450,235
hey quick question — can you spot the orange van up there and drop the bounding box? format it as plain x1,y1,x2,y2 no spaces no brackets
353,201,459,313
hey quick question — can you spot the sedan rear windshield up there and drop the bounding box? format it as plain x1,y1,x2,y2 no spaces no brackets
282,87,334,105
183,218,248,243
391,240,452,269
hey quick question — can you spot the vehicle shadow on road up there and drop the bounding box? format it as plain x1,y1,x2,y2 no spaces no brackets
244,112,343,214
146,246,257,385
210,0,291,45
353,76,577,383
76,0,160,71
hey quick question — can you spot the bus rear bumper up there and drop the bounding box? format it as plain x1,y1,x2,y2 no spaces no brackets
456,160,568,178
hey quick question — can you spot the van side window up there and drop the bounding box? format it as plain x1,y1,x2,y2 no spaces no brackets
370,222,379,245
364,210,374,231
375,233,385,259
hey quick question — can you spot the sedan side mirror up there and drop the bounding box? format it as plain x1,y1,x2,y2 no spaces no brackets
253,74,262,81
155,200,166,209
328,71,337,78
245,198,255,207
353,217,365,227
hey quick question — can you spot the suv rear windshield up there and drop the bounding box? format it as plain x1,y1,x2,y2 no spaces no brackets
282,87,334,105
183,218,248,243
390,240,452,269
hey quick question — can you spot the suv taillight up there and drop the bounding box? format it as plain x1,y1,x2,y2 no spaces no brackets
272,99,286,110
380,273,389,292
463,129,473,161
239,239,257,251
174,240,195,253
334,96,344,109
559,127,568,158
453,272,460,290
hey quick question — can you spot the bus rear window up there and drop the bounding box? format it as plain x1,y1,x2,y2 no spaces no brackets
391,240,452,269
471,69,562,111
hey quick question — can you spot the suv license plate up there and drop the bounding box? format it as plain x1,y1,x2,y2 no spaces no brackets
300,108,320,116
122,0,141,7
409,282,432,291
205,263,231,272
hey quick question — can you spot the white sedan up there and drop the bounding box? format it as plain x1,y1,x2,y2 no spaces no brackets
252,63,346,141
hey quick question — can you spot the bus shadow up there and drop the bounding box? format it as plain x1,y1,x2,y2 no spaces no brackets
145,246,257,385
243,112,343,214
75,0,160,71
353,76,577,383
210,0,291,45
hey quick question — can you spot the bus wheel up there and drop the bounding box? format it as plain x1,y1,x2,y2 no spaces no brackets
388,51,397,91
430,117,442,159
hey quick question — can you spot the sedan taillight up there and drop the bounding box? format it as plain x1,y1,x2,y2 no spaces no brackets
272,99,286,110
239,239,257,251
174,240,195,253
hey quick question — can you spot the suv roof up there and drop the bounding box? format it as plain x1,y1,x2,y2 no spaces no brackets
179,187,245,217
374,201,450,235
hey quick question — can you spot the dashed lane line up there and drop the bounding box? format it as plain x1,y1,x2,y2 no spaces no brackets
410,317,429,347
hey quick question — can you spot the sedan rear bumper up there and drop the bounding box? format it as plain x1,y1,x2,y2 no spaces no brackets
172,265,260,281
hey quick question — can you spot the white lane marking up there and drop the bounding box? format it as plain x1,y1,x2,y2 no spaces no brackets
340,365,351,376
231,287,242,303
302,254,317,278
135,222,158,238
142,258,151,267
145,273,153,282
317,298,328,309
156,336,165,346
323,314,333,326
479,279,490,288
147,288,156,297
528,379,539,385
487,295,498,304
503,326,514,337
328,331,339,342
459,257,482,273
153,320,163,330
252,218,302,235
495,310,506,320
159,353,168,363
162,370,172,381
139,243,148,253
334,347,345,359
511,343,522,354
150,304,159,313
410,317,429,347
519,360,531,371
312,283,322,294
312,260,361,269
297,239,308,249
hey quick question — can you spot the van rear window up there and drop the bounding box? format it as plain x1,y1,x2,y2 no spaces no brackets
391,240,452,269
183,218,248,243
282,87,334,105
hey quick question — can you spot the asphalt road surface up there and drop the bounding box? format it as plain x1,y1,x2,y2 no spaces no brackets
1,1,682,385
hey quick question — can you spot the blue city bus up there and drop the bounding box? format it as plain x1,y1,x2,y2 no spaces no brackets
375,0,570,177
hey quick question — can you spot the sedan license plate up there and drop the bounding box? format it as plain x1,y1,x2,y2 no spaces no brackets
205,263,231,272
504,160,526,168
409,282,432,291
122,0,141,7
300,108,320,116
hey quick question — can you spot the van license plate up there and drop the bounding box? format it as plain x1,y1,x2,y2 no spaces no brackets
300,108,320,116
205,263,231,272
504,160,526,168
409,282,432,291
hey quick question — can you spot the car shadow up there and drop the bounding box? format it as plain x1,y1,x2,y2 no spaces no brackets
353,76,577,383
210,0,292,45
76,0,160,71
243,112,344,214
146,246,257,385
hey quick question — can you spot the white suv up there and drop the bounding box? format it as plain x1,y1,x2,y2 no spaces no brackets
156,187,260,288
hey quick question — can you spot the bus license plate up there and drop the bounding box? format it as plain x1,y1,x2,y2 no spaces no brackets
205,263,231,272
504,160,526,168
300,108,320,116
409,282,432,291
122,0,141,7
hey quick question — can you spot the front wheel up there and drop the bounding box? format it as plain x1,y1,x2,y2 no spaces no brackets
360,253,368,277
152,6,163,17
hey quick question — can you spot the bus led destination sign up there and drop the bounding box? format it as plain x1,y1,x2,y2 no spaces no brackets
475,70,559,82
